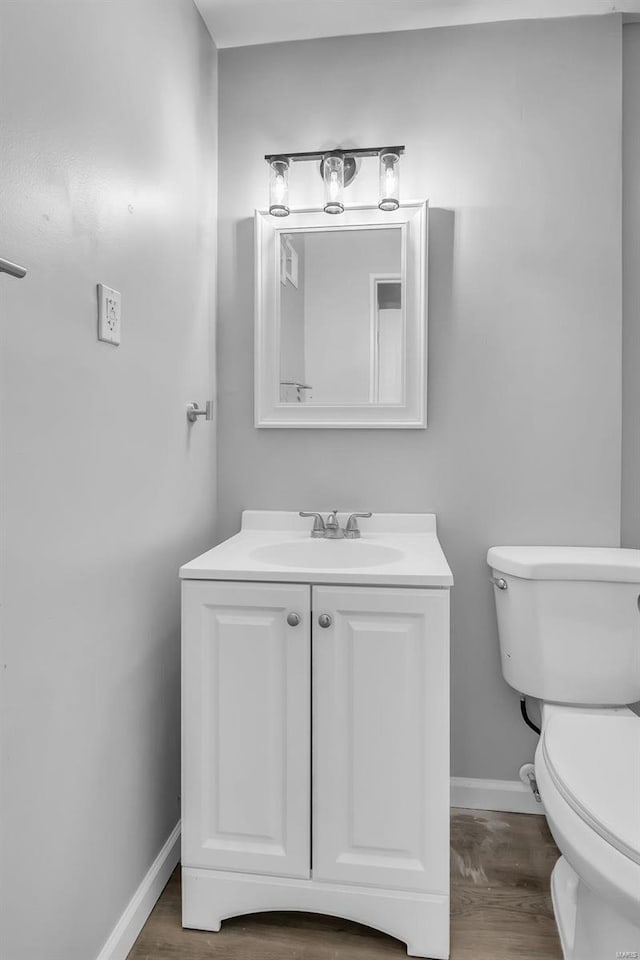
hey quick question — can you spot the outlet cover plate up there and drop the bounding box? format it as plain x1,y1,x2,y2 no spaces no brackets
97,284,121,345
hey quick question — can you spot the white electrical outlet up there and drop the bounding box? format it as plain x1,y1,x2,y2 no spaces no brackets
97,284,121,345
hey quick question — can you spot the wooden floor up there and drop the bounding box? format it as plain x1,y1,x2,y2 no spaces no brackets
127,809,563,960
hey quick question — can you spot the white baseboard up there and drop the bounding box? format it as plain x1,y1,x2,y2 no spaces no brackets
451,777,545,815
96,821,181,960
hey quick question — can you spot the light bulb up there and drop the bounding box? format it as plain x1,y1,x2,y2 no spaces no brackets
385,166,396,196
273,174,285,204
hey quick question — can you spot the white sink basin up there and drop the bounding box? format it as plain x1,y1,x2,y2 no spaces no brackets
250,539,404,569
180,511,454,587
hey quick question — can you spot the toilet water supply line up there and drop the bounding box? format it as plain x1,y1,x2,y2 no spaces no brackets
520,762,542,803
519,697,542,803
520,697,541,735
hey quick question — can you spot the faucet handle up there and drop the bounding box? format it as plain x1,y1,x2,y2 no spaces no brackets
299,512,326,538
344,512,372,539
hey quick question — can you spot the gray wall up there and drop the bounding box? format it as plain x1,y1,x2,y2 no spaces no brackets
622,23,640,547
218,18,623,781
0,2,217,958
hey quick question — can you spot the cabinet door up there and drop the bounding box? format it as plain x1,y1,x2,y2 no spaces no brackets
182,581,311,878
312,586,449,893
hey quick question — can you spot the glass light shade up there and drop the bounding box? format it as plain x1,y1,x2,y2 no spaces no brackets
323,154,344,215
269,158,290,217
378,151,400,211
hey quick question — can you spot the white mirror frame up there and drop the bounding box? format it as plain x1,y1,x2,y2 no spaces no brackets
254,201,428,429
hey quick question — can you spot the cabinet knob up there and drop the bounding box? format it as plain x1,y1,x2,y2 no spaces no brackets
318,614,332,629
287,612,301,627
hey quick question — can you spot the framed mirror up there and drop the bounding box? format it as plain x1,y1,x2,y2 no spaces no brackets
255,202,428,428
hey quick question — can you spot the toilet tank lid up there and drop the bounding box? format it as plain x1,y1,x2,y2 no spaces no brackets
486,546,640,582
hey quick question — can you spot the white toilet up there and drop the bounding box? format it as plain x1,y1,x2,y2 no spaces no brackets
487,545,640,960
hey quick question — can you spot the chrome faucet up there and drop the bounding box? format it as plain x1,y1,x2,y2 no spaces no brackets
299,511,372,539
324,510,344,539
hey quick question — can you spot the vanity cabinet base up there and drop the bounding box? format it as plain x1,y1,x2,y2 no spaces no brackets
182,866,450,960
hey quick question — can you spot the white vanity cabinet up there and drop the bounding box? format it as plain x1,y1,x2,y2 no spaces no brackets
182,579,450,959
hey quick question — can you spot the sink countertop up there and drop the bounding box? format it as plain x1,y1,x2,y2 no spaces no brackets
180,511,453,587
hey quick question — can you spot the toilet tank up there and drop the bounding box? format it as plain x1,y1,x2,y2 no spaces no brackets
487,546,640,706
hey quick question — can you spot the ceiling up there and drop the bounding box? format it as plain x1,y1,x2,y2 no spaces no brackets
193,0,640,49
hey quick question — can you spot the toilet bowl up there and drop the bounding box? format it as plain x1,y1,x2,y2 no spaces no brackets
536,706,640,958
487,545,640,960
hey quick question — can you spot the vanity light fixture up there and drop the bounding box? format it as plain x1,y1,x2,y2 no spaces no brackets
264,145,405,216
322,152,345,215
378,150,400,211
268,157,290,217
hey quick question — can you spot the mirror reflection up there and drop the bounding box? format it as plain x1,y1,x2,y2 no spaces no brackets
278,227,404,405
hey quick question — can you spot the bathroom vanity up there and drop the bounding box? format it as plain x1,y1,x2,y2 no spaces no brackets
180,511,453,959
